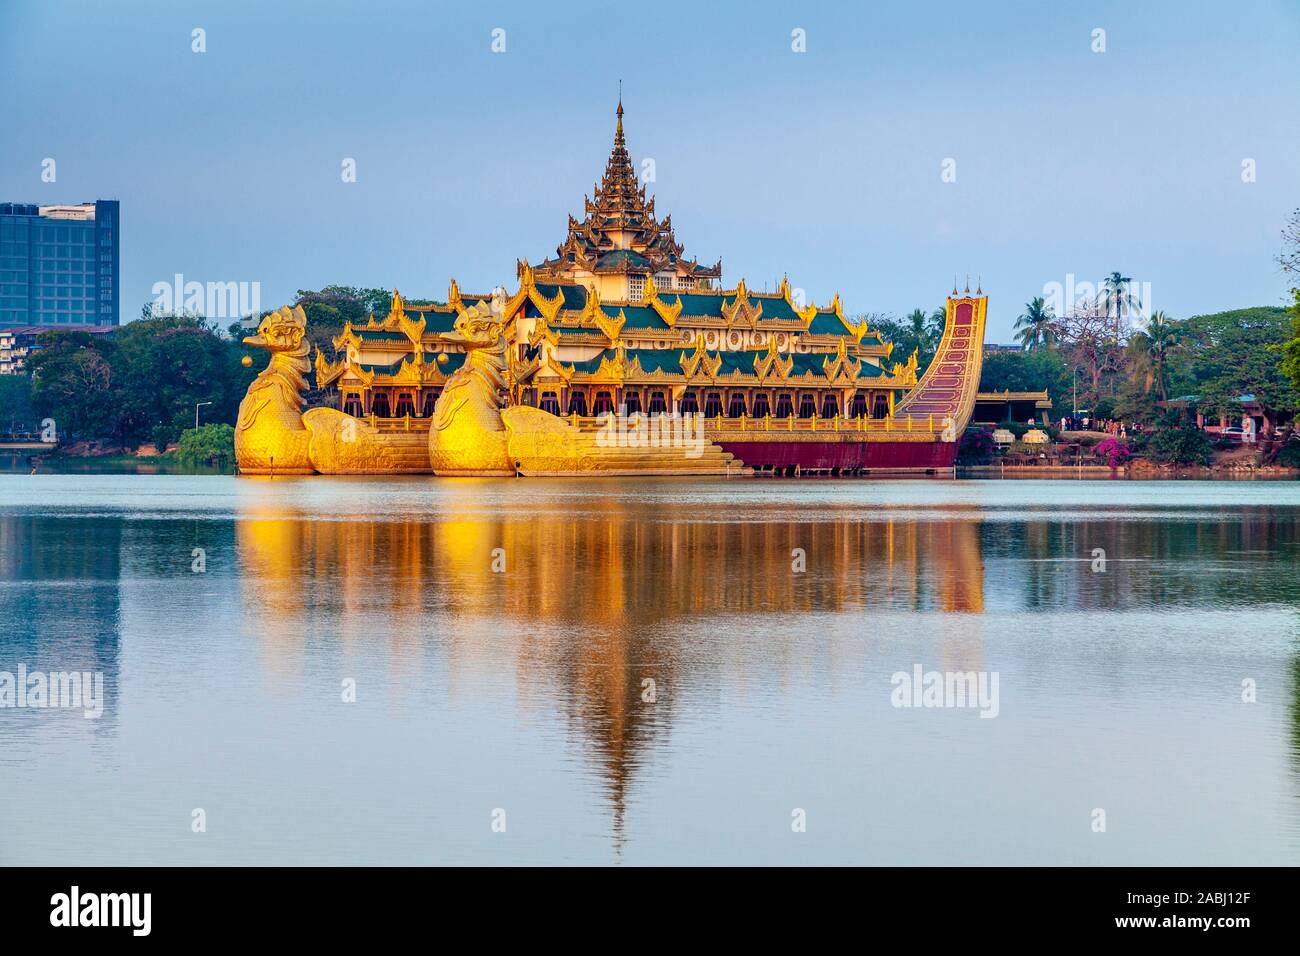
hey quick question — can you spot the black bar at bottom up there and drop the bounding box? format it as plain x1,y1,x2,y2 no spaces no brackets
2,867,1281,941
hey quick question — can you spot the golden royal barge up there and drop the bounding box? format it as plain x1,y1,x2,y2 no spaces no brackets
235,101,987,477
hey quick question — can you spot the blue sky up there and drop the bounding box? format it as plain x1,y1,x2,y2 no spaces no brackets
2,0,1297,341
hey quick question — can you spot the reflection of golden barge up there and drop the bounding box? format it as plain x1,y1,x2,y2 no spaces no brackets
235,101,987,477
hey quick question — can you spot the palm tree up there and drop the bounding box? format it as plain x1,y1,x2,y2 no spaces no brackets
905,308,930,344
1100,271,1141,334
1014,297,1057,350
1137,310,1179,401
901,308,933,361
928,307,946,342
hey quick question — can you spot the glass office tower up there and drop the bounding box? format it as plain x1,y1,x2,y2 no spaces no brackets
0,200,120,327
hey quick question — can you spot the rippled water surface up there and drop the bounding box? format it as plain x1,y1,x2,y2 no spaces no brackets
1,475,1298,864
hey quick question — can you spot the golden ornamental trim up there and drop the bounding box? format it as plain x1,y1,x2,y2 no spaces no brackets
545,353,575,384
502,263,534,318
331,322,355,354
347,357,375,387
529,282,565,322
528,323,559,350
651,292,682,327
578,284,603,324
640,277,658,308
390,356,423,386
594,306,625,341
594,341,641,382
721,278,763,327
398,311,426,347
314,349,345,388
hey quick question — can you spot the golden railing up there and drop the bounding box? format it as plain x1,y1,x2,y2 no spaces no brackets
354,412,943,435
557,413,942,434
365,415,431,432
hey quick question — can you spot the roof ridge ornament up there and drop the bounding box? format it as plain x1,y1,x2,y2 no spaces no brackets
580,283,603,322
594,306,625,341
650,292,682,328
640,275,658,307
529,281,564,322
781,277,818,326
374,289,406,331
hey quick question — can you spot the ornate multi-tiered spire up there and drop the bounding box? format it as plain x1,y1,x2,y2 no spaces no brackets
532,98,721,284
592,95,650,227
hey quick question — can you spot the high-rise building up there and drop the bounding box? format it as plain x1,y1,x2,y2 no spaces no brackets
0,200,120,328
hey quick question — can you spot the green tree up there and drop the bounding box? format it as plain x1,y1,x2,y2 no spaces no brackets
905,308,934,357
289,286,440,352
1277,206,1300,394
1145,423,1213,465
0,375,37,433
1279,290,1300,393
177,423,236,470
1130,310,1181,402
978,348,1074,417
875,306,946,369
28,332,119,441
1013,297,1057,351
29,316,255,448
1181,307,1297,430
113,315,250,448
1115,336,1166,424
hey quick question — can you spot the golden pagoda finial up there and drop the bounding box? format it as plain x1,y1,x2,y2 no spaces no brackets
615,87,625,149
580,282,603,320
390,288,405,319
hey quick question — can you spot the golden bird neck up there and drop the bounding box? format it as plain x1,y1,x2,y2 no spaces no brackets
462,334,507,394
259,339,311,398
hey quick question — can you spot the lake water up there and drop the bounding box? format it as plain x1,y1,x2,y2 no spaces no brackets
1,475,1298,865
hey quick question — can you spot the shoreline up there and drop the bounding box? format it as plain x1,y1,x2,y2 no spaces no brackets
5,458,1296,481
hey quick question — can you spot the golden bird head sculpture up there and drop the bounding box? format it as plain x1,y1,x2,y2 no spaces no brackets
445,301,502,349
243,304,307,352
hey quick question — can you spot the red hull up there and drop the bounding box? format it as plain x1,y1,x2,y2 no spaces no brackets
716,439,957,473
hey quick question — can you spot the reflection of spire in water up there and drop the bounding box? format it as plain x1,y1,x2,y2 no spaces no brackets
232,486,988,854
928,518,985,614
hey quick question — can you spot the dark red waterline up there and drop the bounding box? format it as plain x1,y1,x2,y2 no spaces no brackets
716,440,958,472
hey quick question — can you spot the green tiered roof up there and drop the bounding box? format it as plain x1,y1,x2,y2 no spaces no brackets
558,347,888,382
